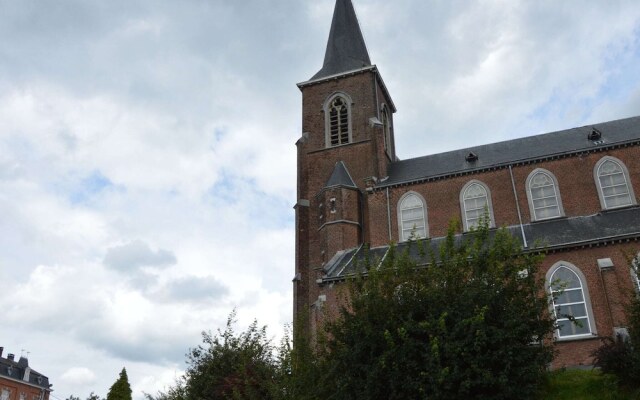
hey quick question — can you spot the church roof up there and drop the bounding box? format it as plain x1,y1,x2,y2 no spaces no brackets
324,161,357,189
311,0,372,80
322,206,640,281
380,115,640,188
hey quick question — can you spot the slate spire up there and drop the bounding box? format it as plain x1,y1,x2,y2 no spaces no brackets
311,0,372,80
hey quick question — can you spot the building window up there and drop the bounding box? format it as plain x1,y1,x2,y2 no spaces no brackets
594,156,636,210
632,254,640,293
398,192,428,241
460,180,494,231
324,93,352,147
381,105,392,155
547,262,596,339
526,168,564,221
1,389,10,400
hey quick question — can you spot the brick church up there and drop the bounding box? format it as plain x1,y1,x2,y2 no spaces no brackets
293,0,640,367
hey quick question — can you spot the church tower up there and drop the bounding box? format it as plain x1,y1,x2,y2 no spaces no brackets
293,0,397,330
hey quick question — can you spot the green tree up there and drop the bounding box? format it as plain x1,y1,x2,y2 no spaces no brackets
107,368,132,400
592,253,640,390
313,221,555,400
182,311,281,400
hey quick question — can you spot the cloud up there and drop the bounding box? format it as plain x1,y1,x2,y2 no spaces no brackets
104,241,177,271
61,367,97,386
155,276,229,303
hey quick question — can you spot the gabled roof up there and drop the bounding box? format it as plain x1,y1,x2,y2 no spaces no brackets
311,0,372,80
324,161,357,189
322,206,640,281
380,116,640,188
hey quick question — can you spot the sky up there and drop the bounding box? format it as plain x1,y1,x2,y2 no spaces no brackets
1,0,639,398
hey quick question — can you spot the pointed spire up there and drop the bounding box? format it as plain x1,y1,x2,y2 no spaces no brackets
324,161,357,189
311,0,372,80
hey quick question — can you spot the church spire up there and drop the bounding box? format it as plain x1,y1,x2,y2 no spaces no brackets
311,0,372,80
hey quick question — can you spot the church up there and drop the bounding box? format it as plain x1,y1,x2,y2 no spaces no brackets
293,0,640,368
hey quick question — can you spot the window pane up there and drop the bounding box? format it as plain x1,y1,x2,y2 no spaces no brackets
557,318,590,337
555,303,587,318
400,194,426,240
553,288,584,304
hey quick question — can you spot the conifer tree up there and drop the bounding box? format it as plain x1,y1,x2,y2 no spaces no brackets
106,368,132,400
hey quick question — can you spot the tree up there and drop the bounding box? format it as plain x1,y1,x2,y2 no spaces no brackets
592,253,640,389
183,311,282,400
313,221,555,400
107,368,132,400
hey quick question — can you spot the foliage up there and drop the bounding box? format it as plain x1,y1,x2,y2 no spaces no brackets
540,369,632,400
313,220,555,400
592,254,640,390
107,368,132,400
180,311,285,400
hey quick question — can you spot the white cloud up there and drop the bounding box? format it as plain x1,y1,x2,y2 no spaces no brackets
61,368,97,387
0,1,638,399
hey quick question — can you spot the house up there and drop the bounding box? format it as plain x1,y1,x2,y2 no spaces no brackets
0,348,51,400
293,0,640,367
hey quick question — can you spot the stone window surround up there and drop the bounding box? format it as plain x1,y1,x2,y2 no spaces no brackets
459,179,495,232
323,91,353,148
545,261,598,341
397,191,428,242
525,168,565,222
593,155,637,210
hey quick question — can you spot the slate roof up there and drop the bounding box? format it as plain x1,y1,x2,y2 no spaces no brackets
0,355,50,390
322,206,640,281
311,0,371,80
380,116,640,188
324,161,357,189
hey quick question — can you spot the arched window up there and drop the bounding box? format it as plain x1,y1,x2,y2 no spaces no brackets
460,180,494,231
594,156,636,210
324,93,352,147
526,169,564,221
398,192,427,242
547,262,596,339
381,105,392,154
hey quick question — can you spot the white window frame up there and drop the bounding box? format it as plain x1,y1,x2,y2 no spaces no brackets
323,92,353,148
526,168,565,221
460,180,495,231
397,191,428,242
594,156,637,210
546,261,597,340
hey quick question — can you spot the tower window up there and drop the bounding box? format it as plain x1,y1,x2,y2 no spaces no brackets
324,93,352,147
381,105,392,155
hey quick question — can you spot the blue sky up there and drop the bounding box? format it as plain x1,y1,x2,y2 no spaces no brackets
1,0,639,398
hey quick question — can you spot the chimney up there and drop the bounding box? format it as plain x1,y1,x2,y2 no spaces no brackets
18,357,29,368
0,347,3,358
8,353,15,361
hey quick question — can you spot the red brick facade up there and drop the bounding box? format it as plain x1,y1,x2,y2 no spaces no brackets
293,2,640,368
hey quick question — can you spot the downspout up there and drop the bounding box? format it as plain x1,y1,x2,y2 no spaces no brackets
509,165,528,248
597,267,616,333
386,187,392,241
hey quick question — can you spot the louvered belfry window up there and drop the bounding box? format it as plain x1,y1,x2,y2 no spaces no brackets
329,97,350,146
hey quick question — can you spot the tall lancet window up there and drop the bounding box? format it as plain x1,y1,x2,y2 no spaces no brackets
595,156,636,209
381,105,392,155
325,94,352,147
